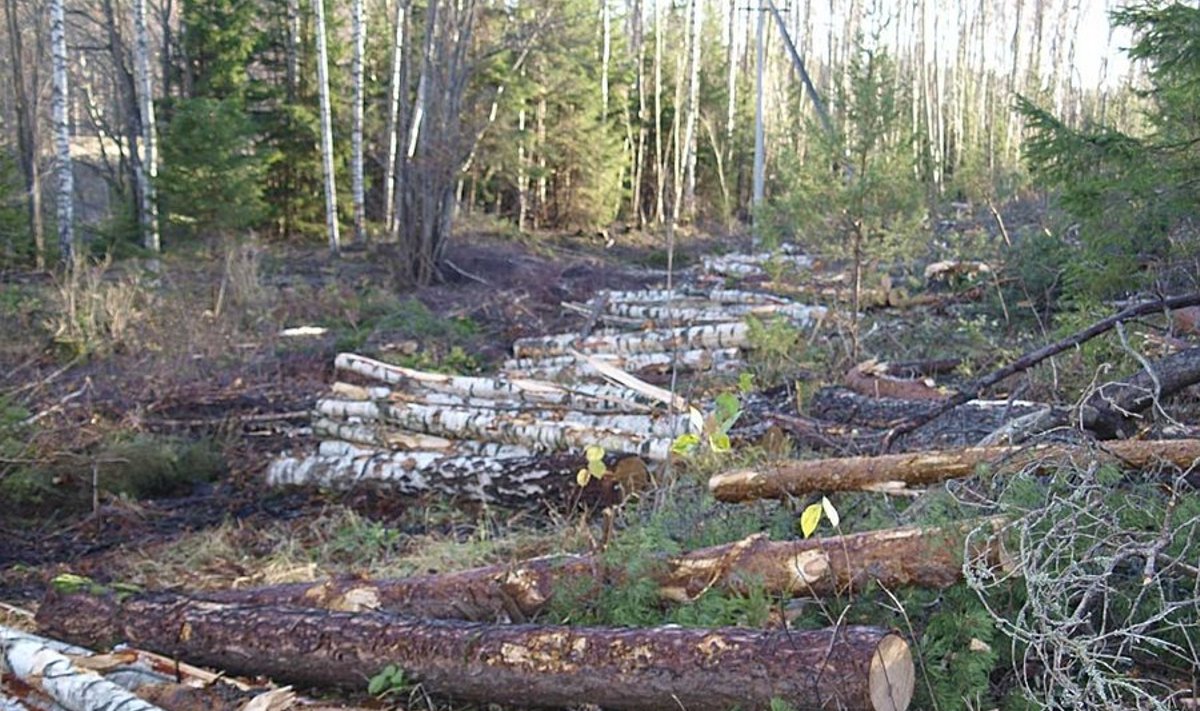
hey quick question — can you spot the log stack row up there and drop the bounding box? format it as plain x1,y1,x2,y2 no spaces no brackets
267,270,828,506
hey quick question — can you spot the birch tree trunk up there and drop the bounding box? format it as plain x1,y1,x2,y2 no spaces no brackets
681,0,701,221
132,0,160,252
383,0,407,234
50,0,74,265
313,0,341,254
3,0,45,268
630,0,646,226
285,0,299,102
350,0,367,245
751,0,765,220
652,0,665,223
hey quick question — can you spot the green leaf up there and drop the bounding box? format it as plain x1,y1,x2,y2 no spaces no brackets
368,665,398,696
671,433,700,455
585,444,605,462
820,496,840,528
738,372,755,393
715,392,740,421
799,503,823,538
708,431,732,453
587,458,607,477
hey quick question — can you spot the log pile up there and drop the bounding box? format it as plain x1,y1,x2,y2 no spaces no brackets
268,272,829,505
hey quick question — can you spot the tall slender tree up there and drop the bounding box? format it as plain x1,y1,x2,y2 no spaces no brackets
350,0,367,244
383,0,407,235
133,0,161,251
3,0,44,267
50,0,74,265
313,0,340,254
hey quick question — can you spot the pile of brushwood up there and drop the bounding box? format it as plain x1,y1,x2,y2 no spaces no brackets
10,246,1200,711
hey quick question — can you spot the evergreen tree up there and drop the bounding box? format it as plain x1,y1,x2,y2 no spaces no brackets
1019,2,1200,299
159,97,266,237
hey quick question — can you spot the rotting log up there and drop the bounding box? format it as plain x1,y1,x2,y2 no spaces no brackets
710,439,1200,500
37,591,915,711
1082,347,1200,439
199,519,1005,621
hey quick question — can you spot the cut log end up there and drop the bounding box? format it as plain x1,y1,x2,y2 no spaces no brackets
870,633,915,711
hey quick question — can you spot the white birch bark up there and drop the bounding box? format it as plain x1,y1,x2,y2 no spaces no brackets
350,0,367,244
383,1,406,233
313,0,340,254
406,0,436,160
681,0,701,220
50,0,74,265
334,353,649,411
751,0,765,223
0,627,166,711
653,0,665,223
286,0,300,101
512,322,750,359
132,0,160,252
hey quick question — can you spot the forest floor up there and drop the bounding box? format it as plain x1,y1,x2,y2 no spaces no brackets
5,198,1196,709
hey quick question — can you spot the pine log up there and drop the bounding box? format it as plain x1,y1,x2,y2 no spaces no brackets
710,439,1200,501
199,520,1004,620
36,591,913,711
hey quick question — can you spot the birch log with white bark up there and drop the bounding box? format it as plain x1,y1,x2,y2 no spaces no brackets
0,627,166,711
334,354,650,411
132,0,159,252
50,0,74,265
512,322,750,359
313,0,340,254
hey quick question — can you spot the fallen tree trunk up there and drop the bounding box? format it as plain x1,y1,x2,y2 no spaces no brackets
200,519,1005,620
1082,346,1200,439
710,439,1200,500
512,322,750,359
267,444,647,508
37,591,914,711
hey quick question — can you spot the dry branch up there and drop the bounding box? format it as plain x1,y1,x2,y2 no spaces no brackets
883,293,1200,449
37,591,914,711
711,439,1200,500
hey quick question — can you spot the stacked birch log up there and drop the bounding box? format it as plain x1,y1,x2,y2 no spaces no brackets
266,271,828,506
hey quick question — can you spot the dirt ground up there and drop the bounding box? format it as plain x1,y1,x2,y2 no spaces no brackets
0,229,729,605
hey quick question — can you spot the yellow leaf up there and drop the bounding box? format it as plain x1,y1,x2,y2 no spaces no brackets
800,503,823,538
576,468,591,487
671,433,700,455
709,432,731,453
820,496,840,528
587,458,606,477
585,444,605,462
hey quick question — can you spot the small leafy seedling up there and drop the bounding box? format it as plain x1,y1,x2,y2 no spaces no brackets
799,496,840,538
576,444,607,487
671,392,743,456
367,664,410,697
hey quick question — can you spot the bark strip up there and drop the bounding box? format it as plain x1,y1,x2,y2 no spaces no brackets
711,439,1200,501
37,592,913,711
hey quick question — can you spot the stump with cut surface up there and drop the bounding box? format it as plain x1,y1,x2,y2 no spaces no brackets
37,591,914,711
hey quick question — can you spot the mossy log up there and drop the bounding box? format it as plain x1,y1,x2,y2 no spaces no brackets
198,519,1004,620
710,439,1200,501
37,591,914,711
